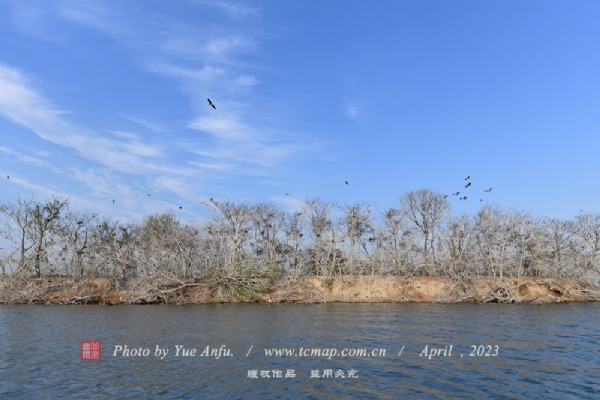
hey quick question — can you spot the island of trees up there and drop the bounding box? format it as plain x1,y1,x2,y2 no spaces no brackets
0,189,598,304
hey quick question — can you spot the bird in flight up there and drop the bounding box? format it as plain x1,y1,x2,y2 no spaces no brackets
286,193,290,196
345,181,348,185
179,206,182,210
465,176,470,180
480,199,483,202
6,175,8,179
465,182,472,188
443,195,448,198
453,192,460,196
485,187,493,192
207,98,216,109
460,196,468,200
147,194,151,197
112,200,115,203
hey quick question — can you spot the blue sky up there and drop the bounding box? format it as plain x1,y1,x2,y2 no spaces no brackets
1,0,599,221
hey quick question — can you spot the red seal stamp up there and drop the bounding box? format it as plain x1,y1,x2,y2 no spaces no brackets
81,341,101,360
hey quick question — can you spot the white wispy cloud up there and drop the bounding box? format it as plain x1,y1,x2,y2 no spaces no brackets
188,115,309,168
1,0,325,211
5,175,68,198
194,0,260,17
154,176,202,203
345,104,358,119
0,146,61,172
108,130,140,140
188,161,236,172
0,64,169,175
121,116,166,133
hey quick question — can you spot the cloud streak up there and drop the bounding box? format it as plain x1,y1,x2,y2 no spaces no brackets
0,1,325,213
0,64,174,173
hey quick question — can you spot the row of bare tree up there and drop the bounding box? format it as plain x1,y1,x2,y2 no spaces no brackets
1,189,599,285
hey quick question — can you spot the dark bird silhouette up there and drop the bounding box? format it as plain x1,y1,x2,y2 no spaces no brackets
460,196,468,200
179,206,182,210
443,195,448,198
286,193,290,196
209,197,213,202
465,176,470,180
147,194,151,196
6,175,8,179
112,200,115,203
453,192,460,196
465,182,472,188
480,199,483,202
207,98,216,109
485,187,493,192
345,181,348,185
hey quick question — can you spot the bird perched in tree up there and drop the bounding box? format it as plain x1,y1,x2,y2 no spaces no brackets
485,188,493,192
207,98,216,109
465,176,470,180
465,182,472,188
453,192,460,196
345,181,348,185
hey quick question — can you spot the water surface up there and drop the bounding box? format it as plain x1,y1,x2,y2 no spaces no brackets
1,303,599,399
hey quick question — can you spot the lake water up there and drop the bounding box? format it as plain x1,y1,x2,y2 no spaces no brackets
0,303,599,399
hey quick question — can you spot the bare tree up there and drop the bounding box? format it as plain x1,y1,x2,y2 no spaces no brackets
399,189,450,273
201,199,253,273
0,196,69,277
282,211,306,276
338,203,374,274
379,206,417,275
1,191,599,290
54,209,98,278
542,218,573,279
250,203,286,264
444,214,475,279
299,198,336,276
568,213,600,284
0,196,35,273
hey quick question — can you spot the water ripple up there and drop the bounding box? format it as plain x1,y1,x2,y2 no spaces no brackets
0,303,598,399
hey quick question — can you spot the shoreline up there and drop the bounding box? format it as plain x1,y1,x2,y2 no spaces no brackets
1,276,599,305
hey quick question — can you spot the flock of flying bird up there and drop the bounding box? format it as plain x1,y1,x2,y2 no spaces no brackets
445,176,493,202
4,99,493,210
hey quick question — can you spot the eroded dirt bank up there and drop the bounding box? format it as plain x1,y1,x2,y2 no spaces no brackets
1,276,599,305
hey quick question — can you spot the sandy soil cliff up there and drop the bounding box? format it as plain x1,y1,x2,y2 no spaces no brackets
1,276,598,305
